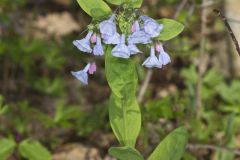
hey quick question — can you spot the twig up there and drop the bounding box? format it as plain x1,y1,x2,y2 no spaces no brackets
213,9,240,56
188,143,240,155
195,0,210,117
137,70,153,103
174,0,188,19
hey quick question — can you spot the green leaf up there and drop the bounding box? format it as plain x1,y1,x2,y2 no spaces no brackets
157,19,184,41
105,47,141,147
18,139,52,160
0,138,16,160
76,0,111,19
148,127,188,160
105,0,143,8
109,94,141,147
109,146,144,160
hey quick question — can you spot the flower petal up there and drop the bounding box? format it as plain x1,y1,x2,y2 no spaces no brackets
99,14,116,37
93,36,104,56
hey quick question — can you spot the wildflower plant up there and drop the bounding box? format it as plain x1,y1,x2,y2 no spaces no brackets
73,0,188,159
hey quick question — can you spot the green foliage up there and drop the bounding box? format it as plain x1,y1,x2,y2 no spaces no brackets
0,95,8,115
0,138,16,160
148,127,188,160
18,139,52,160
105,47,141,147
76,0,112,19
108,146,144,160
157,19,184,41
144,98,174,121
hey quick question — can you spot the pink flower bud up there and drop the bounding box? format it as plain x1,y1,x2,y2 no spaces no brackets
91,33,97,43
155,43,161,52
89,62,97,74
131,23,136,33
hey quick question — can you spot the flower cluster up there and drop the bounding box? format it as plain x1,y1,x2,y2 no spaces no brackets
72,12,171,85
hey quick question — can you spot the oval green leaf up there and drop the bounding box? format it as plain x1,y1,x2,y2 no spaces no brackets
109,146,144,160
157,19,184,41
148,127,188,160
77,0,111,19
0,138,16,160
18,139,52,160
105,47,141,147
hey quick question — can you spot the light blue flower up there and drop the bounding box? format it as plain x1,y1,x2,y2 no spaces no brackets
158,45,171,65
73,31,92,53
128,43,142,55
71,63,91,85
93,36,104,56
102,32,120,45
128,30,151,44
112,34,130,59
141,15,163,38
142,46,162,68
99,14,116,37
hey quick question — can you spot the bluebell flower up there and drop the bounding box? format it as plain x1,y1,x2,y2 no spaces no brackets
99,14,116,37
102,32,120,45
73,31,92,53
141,15,163,38
71,63,91,85
93,36,104,56
142,46,162,68
157,44,171,65
128,43,142,55
112,34,130,59
128,30,151,44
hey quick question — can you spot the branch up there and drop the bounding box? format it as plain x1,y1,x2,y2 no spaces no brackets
188,143,240,155
213,9,240,56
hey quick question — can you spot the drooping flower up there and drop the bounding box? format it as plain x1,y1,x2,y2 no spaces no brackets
73,31,92,53
112,34,130,59
142,46,162,68
93,36,104,56
141,15,163,38
91,33,97,43
102,32,120,45
128,30,151,44
157,44,171,65
89,62,97,74
128,43,142,55
99,14,116,37
71,63,91,85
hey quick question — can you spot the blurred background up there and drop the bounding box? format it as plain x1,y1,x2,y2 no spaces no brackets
1,0,240,159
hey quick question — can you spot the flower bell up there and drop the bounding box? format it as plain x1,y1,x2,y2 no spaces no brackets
73,31,93,53
112,34,130,59
93,36,104,56
102,32,120,45
141,15,163,38
128,43,142,55
142,46,162,68
99,14,116,37
128,20,151,44
71,63,91,85
128,30,151,44
157,44,171,65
